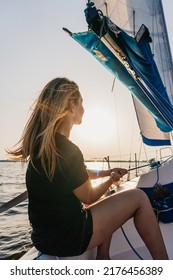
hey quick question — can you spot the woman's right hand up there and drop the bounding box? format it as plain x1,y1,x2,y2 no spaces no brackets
110,171,121,182
110,168,127,182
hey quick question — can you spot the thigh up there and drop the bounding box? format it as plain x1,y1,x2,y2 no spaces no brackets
87,188,147,250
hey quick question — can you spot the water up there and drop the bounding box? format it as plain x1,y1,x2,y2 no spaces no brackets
0,160,147,260
0,161,31,260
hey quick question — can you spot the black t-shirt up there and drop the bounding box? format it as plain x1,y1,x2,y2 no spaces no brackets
26,133,89,231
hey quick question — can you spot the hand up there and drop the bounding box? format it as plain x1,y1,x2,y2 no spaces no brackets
110,171,121,182
111,168,127,177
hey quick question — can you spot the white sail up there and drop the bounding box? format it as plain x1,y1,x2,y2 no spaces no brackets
85,0,173,146
133,97,170,146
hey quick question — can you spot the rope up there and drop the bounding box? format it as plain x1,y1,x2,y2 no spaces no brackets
128,162,151,172
121,226,143,260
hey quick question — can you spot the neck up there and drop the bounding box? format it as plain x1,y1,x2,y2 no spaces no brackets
58,118,73,139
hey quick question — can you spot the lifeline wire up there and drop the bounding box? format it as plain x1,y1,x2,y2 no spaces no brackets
120,226,143,260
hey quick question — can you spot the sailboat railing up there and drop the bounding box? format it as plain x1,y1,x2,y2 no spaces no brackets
1,154,173,214
159,148,173,162
0,191,28,214
0,160,149,214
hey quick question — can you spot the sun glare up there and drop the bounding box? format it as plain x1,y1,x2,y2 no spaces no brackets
79,107,116,146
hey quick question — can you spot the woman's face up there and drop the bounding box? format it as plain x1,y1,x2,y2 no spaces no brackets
72,96,84,124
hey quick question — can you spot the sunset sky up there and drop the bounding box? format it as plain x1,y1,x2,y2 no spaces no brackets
1,0,173,162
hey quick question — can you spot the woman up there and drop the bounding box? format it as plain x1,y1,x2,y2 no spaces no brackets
8,77,168,259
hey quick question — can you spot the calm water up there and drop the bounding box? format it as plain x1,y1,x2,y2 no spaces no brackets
0,160,146,260
0,161,31,260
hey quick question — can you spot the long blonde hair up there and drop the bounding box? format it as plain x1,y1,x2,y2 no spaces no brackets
7,77,80,179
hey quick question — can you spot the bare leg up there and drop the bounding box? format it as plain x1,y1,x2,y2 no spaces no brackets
87,189,168,260
133,197,168,259
96,234,112,260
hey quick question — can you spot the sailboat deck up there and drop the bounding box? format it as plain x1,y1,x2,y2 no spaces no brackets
20,176,173,260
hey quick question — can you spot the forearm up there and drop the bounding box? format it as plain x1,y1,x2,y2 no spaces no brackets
92,178,113,202
87,169,112,180
74,171,124,205
89,170,126,203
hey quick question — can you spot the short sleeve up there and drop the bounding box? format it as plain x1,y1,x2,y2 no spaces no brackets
67,146,89,190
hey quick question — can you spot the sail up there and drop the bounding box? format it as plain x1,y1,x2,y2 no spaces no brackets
64,0,173,146
133,97,170,146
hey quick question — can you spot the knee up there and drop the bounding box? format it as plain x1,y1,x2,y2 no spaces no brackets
131,188,150,205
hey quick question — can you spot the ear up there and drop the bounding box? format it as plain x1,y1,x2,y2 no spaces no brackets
69,100,75,113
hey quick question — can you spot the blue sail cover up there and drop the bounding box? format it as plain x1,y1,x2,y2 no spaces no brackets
71,28,173,146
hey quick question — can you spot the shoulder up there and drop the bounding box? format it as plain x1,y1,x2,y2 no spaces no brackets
56,133,83,159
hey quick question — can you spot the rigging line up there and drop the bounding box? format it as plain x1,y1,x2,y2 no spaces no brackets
155,1,173,99
123,0,153,17
137,136,152,164
160,2,173,104
117,6,133,32
143,143,148,161
109,0,118,19
137,140,143,163
104,1,108,17
161,154,173,165
150,0,155,55
154,1,166,87
116,0,152,22
131,96,143,161
128,162,151,172
137,78,173,128
121,226,143,260
110,0,135,33
105,0,133,34
128,99,137,163
111,77,116,92
112,81,122,162
132,10,135,37
154,164,160,187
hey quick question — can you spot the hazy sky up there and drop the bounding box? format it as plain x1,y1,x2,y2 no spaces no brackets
1,0,173,161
